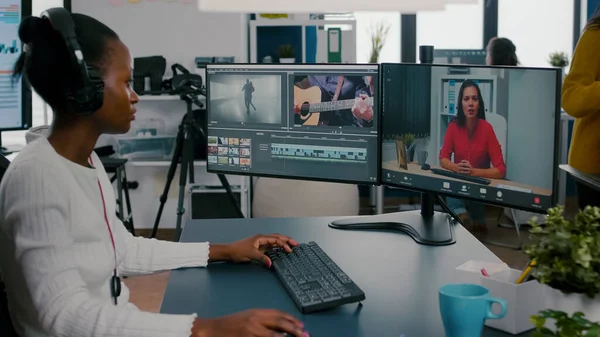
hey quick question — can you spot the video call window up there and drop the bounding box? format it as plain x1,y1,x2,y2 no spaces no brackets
380,64,560,212
205,64,380,185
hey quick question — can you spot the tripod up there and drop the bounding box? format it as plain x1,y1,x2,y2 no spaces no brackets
151,90,244,241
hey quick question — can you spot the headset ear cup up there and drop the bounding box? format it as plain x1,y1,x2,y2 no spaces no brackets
68,66,104,115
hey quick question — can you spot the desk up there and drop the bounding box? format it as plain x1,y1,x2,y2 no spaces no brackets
160,217,532,337
559,164,600,192
383,161,551,196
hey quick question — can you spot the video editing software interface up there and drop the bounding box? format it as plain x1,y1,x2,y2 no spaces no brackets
205,64,380,184
380,63,560,211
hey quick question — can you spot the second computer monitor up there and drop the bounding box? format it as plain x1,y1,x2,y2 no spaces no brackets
205,64,380,184
380,63,561,213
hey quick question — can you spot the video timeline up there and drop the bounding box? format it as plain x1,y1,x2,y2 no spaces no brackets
271,144,367,163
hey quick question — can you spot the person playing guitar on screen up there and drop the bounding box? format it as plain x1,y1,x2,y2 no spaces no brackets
293,75,374,127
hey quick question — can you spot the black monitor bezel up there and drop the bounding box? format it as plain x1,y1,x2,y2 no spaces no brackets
379,62,563,214
205,62,382,187
0,0,33,133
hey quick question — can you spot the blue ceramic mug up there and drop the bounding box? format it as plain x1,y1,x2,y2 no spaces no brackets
439,284,507,337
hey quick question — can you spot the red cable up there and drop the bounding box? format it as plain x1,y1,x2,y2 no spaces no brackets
88,156,118,272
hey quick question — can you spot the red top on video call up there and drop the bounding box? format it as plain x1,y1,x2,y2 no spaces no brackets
439,119,507,177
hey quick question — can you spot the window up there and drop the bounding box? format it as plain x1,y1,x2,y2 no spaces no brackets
354,12,401,63
2,0,62,147
498,0,573,71
416,0,484,55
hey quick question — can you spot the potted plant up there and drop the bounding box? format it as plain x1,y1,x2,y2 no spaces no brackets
525,206,600,327
277,44,295,63
548,52,569,80
402,133,415,162
548,52,569,68
530,310,600,336
368,20,391,63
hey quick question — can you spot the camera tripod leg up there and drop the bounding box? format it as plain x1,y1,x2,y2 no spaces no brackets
174,125,194,241
151,124,185,239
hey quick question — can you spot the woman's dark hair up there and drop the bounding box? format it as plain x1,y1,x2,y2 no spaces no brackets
585,3,600,29
486,37,519,66
13,13,119,114
454,80,486,127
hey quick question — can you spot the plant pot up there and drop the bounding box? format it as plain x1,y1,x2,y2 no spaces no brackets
406,147,415,162
279,58,295,63
544,286,600,329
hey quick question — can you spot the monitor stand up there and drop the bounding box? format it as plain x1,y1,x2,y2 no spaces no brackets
328,192,456,246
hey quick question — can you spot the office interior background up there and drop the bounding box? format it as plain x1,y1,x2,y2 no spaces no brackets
1,0,594,315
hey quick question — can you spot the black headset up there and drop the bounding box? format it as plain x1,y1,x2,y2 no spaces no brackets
40,8,104,114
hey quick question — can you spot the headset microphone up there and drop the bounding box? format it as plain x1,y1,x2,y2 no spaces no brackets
40,8,104,114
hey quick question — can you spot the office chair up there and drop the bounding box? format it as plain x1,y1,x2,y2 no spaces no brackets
0,154,18,336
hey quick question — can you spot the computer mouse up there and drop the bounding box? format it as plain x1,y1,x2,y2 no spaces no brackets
421,163,430,170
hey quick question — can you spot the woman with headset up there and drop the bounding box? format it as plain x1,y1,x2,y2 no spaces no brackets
0,9,307,337
440,80,506,233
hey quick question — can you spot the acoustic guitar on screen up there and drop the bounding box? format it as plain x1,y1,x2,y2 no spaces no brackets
293,86,374,126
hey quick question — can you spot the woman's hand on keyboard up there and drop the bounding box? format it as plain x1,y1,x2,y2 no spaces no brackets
225,233,299,267
192,309,308,337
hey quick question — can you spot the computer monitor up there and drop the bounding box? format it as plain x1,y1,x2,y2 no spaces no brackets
330,63,561,246
205,63,380,184
0,1,32,153
433,49,487,65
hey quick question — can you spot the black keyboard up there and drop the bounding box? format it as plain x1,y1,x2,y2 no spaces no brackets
266,241,365,313
431,168,491,185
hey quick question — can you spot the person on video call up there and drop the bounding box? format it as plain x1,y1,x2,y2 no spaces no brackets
453,36,519,231
439,80,506,233
562,4,600,210
293,75,374,127
0,10,308,337
241,78,256,114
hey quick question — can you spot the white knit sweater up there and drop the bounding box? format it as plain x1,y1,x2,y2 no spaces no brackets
0,129,210,337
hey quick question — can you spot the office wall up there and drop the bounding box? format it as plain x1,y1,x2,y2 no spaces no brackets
416,0,484,52
72,1,248,72
505,69,557,189
498,0,573,71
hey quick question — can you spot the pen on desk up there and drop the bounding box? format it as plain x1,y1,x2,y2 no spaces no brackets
481,268,489,277
516,260,536,284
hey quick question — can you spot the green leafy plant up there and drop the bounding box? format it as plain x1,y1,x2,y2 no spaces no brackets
368,20,390,63
530,310,600,337
525,206,600,298
548,52,569,68
402,133,415,147
277,44,295,59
